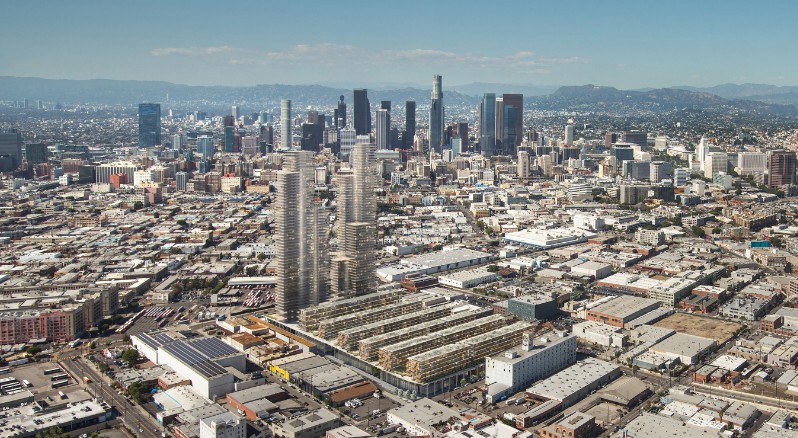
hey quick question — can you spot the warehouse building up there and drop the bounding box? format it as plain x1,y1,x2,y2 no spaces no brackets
526,358,621,408
648,333,717,365
586,296,660,328
132,331,246,399
507,295,558,321
375,248,496,282
503,227,598,249
485,331,577,403
386,398,461,438
438,268,499,289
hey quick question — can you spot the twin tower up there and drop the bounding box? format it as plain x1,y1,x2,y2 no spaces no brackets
274,143,376,322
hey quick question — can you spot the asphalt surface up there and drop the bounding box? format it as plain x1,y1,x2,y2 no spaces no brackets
62,357,164,438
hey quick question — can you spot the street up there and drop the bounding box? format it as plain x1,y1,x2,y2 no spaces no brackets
62,357,164,438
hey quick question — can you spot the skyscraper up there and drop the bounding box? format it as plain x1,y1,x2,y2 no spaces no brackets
24,143,47,164
502,94,523,149
381,100,391,111
494,97,504,151
175,171,188,191
0,130,22,172
331,142,376,298
334,95,347,128
429,75,444,153
339,128,357,159
280,99,292,150
564,123,574,145
353,89,371,136
405,101,416,150
275,151,328,322
375,109,391,150
231,105,239,122
172,134,183,151
138,103,161,147
768,150,797,187
197,135,215,158
224,126,234,153
480,93,496,157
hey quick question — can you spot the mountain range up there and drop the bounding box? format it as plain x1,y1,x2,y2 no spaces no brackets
0,76,796,117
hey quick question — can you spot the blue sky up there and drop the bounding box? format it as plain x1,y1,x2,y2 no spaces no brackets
2,0,796,88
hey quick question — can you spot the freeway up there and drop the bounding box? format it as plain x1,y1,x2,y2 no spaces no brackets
62,357,165,438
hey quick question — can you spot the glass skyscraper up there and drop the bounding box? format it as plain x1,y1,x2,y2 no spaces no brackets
480,93,496,157
138,103,161,147
429,75,444,153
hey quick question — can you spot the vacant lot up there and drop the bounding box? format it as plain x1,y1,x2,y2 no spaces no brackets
654,313,741,344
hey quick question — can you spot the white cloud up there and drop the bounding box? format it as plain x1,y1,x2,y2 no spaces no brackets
150,46,244,57
154,43,588,74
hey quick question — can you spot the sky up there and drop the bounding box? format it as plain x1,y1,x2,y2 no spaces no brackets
2,0,797,89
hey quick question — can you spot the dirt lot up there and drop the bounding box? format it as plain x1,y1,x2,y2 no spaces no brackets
654,313,741,343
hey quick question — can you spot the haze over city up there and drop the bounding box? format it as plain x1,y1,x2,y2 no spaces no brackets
5,2,798,438
2,0,798,88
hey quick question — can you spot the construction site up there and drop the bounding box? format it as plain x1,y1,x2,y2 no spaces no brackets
267,288,537,398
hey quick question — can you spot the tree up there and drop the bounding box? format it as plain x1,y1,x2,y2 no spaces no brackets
35,426,69,438
125,381,150,404
121,348,139,365
691,226,706,238
98,362,111,374
132,201,144,211
712,227,723,235
486,265,499,273
26,345,42,356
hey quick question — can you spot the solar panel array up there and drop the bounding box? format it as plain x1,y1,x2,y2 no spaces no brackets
138,332,176,351
188,337,239,358
160,337,238,378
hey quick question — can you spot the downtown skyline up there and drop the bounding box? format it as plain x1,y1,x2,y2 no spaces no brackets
2,1,798,89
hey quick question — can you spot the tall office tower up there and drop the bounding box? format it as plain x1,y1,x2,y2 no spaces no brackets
768,150,797,187
479,93,496,157
604,132,617,149
95,162,137,183
280,99,292,150
24,143,47,164
339,128,357,159
494,97,504,151
197,135,215,158
454,122,469,150
622,131,648,148
405,101,416,149
502,94,523,149
175,171,188,191
737,152,767,176
674,168,690,187
335,95,347,128
429,75,444,153
231,105,239,122
172,134,183,151
696,135,710,168
138,103,161,147
381,101,391,112
224,126,234,153
375,109,391,150
704,152,728,179
331,142,377,298
517,150,531,179
353,89,371,136
611,144,635,162
564,123,574,145
650,161,673,183
274,151,328,322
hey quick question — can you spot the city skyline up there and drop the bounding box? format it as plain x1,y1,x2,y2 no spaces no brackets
2,1,798,89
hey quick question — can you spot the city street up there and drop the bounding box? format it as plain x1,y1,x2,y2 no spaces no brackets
62,357,164,438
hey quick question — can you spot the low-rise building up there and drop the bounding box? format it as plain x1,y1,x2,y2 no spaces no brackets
386,398,461,438
484,331,577,403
